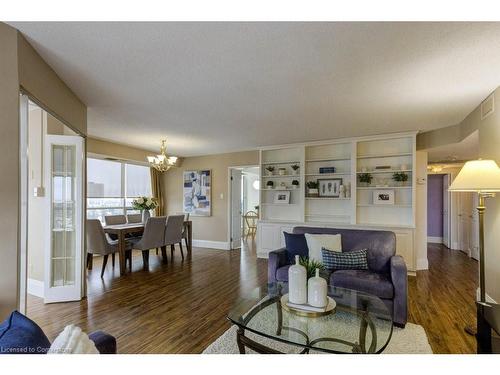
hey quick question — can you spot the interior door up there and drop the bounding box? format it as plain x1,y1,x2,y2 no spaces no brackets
44,135,84,303
230,169,242,249
458,192,472,255
442,174,450,248
470,194,479,260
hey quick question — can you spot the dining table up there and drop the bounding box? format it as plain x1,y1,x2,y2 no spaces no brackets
103,220,192,275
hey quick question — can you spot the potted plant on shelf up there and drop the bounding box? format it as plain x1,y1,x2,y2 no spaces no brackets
265,166,275,176
392,172,409,186
306,181,319,196
292,180,299,189
266,180,274,189
132,196,158,223
291,164,300,175
358,173,373,187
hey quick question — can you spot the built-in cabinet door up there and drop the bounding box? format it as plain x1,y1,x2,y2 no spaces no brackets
394,230,415,272
44,135,83,303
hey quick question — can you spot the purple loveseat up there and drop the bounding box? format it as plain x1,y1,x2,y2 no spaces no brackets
268,226,408,327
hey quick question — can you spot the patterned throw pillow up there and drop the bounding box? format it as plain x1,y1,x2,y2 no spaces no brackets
321,248,369,271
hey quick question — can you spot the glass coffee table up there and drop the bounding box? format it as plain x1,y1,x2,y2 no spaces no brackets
227,282,393,354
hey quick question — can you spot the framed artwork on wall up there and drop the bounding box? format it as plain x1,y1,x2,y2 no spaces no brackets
183,170,212,216
318,178,342,198
373,190,395,205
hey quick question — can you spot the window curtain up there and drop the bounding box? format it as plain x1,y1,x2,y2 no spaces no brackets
150,168,165,216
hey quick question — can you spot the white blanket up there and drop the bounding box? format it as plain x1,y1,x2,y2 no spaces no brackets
48,325,99,354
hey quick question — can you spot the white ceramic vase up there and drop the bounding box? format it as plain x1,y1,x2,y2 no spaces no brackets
307,268,328,308
288,255,307,304
142,209,151,224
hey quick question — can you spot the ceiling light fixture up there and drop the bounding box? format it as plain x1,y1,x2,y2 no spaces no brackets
147,139,178,172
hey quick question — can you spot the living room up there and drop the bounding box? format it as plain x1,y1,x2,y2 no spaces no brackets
2,1,500,373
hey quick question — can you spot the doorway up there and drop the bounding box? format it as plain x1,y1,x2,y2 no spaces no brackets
228,166,260,250
19,95,85,315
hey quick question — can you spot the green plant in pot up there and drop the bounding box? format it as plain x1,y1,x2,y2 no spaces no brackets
266,180,274,189
299,256,326,278
265,166,275,176
306,181,319,196
358,173,373,187
292,180,299,189
291,164,300,175
392,172,409,186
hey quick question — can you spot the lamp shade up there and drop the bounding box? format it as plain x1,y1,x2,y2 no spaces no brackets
448,159,500,192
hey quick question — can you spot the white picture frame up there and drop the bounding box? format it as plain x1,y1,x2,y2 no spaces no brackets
373,190,395,205
318,178,342,198
183,170,212,216
273,191,290,204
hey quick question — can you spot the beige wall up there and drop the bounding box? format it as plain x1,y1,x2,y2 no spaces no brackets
475,88,500,302
163,150,259,243
0,23,87,317
17,33,87,136
87,137,153,164
0,23,21,318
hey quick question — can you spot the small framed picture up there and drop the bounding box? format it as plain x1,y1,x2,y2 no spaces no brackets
373,190,395,205
273,191,290,204
318,178,342,197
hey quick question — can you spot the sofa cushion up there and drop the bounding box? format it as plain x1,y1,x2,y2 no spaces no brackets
305,233,341,262
0,311,51,354
283,232,308,262
322,248,368,271
275,265,291,282
331,270,394,299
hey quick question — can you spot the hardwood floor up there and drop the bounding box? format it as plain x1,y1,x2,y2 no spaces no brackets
27,241,478,353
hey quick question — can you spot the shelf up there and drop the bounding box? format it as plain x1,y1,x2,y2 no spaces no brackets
262,160,300,165
356,169,412,174
305,173,351,177
357,152,412,159
305,214,350,218
306,197,350,201
357,186,412,190
357,204,411,208
261,203,300,206
262,175,301,179
305,157,351,163
261,188,298,191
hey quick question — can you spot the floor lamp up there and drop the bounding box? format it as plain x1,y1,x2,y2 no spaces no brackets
448,159,500,335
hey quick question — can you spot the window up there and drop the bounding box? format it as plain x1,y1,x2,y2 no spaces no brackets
86,158,152,222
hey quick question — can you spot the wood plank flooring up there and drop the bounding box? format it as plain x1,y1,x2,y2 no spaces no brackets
26,241,478,353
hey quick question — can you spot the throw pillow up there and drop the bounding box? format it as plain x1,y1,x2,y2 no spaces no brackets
48,325,99,354
0,311,51,354
322,248,369,271
305,233,342,262
283,232,308,262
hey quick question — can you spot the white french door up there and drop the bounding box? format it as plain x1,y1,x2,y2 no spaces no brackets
44,135,84,303
230,169,243,249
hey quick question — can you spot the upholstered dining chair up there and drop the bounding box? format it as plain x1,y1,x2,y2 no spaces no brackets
243,211,258,239
104,215,127,264
86,219,132,277
127,213,142,223
129,216,167,269
162,215,186,261
175,212,190,249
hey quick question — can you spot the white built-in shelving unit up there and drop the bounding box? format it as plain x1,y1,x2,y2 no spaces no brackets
257,132,418,272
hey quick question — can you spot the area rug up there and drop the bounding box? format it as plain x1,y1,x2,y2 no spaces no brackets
203,323,433,354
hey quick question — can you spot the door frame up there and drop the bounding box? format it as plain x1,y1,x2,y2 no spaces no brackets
18,92,87,313
227,165,259,249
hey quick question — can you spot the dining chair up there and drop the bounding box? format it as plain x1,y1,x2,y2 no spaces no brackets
162,215,185,261
175,212,190,249
127,213,142,223
86,219,132,277
129,216,167,269
243,211,258,239
103,215,127,265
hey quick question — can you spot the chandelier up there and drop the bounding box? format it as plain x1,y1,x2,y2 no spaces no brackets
147,139,178,172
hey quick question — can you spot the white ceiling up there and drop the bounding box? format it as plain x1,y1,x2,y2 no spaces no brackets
10,22,500,156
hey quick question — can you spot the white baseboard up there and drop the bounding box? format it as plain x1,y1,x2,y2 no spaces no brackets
192,239,231,250
27,278,44,298
427,236,443,244
416,258,429,270
476,288,498,303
